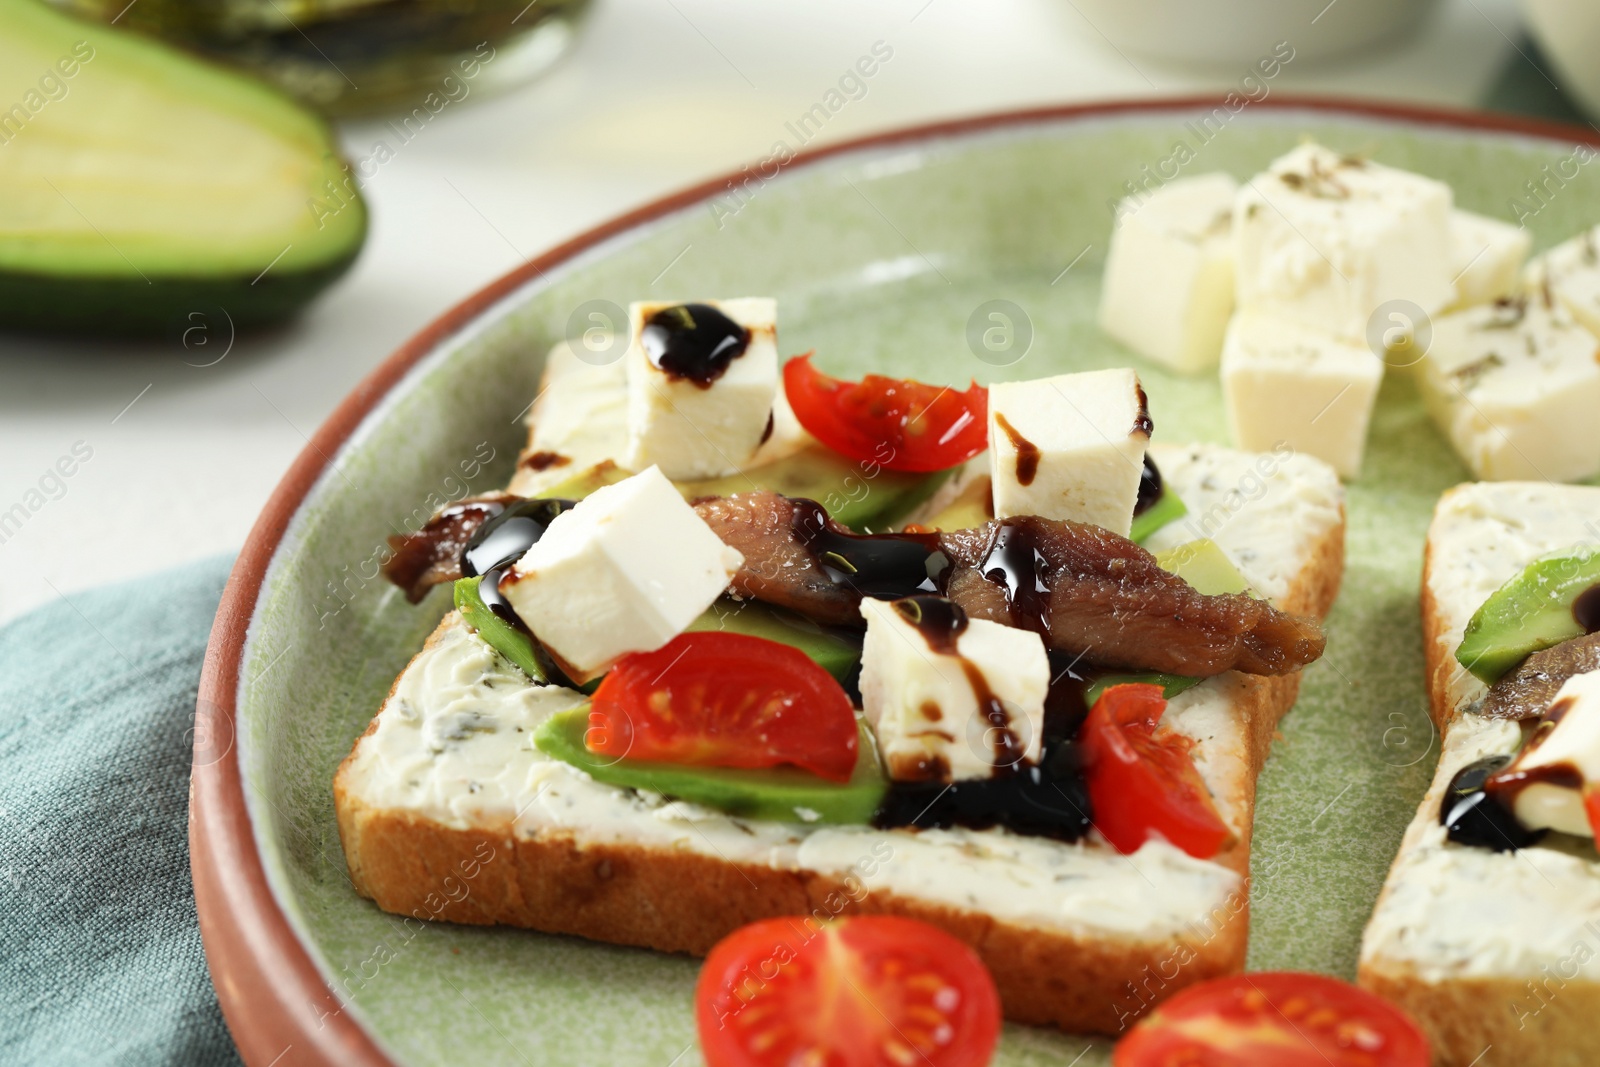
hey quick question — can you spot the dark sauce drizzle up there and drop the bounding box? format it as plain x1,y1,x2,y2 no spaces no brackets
1133,382,1154,437
788,498,949,599
977,519,1054,637
459,497,576,635
1134,455,1164,516
640,303,750,388
993,412,1040,487
1573,584,1600,634
871,600,1094,842
1440,754,1546,851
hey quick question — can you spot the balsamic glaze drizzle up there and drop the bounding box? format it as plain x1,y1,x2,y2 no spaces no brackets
640,303,750,388
459,497,576,634
993,412,1040,487
1134,455,1163,516
1440,754,1546,851
788,498,949,600
1574,584,1600,634
977,519,1054,637
870,605,1094,842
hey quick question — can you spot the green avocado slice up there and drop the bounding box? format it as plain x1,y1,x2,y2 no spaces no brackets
687,599,861,681
1153,538,1253,597
453,576,550,684
1456,549,1600,684
0,0,366,336
534,708,887,825
1130,486,1188,544
539,450,952,533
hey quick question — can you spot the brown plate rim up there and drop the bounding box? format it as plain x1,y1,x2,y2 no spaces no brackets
191,93,1600,1067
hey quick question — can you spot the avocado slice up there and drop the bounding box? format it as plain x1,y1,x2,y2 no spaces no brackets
1456,549,1600,684
1130,487,1188,544
688,598,861,681
1153,538,1254,596
0,0,365,336
454,577,550,683
535,708,887,824
538,452,952,533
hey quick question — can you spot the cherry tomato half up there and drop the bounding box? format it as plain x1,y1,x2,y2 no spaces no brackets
1114,971,1430,1067
585,631,858,782
782,353,988,472
1080,683,1231,859
697,915,1002,1067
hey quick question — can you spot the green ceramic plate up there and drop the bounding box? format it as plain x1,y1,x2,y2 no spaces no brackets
193,99,1600,1066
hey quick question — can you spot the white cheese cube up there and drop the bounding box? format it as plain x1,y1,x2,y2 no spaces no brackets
1099,172,1238,374
1419,295,1600,482
1233,143,1456,338
508,339,629,497
1219,311,1382,480
1504,670,1600,837
858,597,1048,783
501,466,743,678
624,298,779,480
1448,209,1531,310
1525,225,1600,338
988,368,1150,537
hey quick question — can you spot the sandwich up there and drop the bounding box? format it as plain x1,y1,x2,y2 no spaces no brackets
335,296,1345,1033
1359,480,1600,1066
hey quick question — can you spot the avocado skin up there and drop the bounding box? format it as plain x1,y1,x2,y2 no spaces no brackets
535,708,887,824
0,252,360,338
1457,550,1600,684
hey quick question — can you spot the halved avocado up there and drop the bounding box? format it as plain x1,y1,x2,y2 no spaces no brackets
0,0,366,336
1457,549,1600,684
539,452,951,533
535,708,887,824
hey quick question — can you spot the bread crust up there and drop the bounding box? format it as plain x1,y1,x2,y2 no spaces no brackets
1358,488,1600,1065
335,503,1344,1035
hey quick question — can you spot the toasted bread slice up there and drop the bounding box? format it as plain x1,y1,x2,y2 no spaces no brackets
336,442,1344,1035
1359,482,1600,1067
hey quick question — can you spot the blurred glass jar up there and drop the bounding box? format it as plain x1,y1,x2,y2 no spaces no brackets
47,0,594,115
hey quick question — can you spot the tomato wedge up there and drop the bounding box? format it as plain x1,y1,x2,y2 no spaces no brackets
1114,972,1430,1067
783,353,988,472
585,631,858,782
697,916,1001,1067
1080,683,1231,859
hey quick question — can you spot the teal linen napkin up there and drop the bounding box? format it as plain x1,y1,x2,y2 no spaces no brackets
0,555,241,1067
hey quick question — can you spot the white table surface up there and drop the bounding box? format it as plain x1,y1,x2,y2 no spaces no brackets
0,0,1529,624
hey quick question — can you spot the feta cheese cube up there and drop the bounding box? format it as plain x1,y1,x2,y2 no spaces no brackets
1418,294,1600,482
1099,172,1238,374
858,597,1048,782
1233,143,1456,338
988,368,1150,536
1219,311,1383,479
1448,209,1531,310
508,339,628,497
624,298,779,480
501,466,743,678
1502,670,1600,837
1525,225,1600,338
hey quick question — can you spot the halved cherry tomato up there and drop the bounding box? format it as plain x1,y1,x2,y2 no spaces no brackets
1114,971,1430,1067
1080,683,1231,859
585,631,858,782
697,915,1001,1067
783,353,988,472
